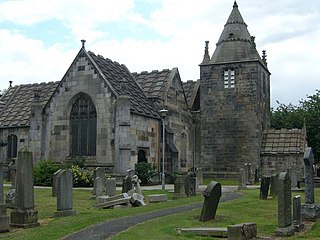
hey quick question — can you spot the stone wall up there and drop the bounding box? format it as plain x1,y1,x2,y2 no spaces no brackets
200,61,270,178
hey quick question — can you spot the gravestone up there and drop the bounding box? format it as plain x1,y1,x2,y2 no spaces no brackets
131,175,142,195
173,174,186,199
130,193,145,207
105,178,117,197
54,169,76,217
10,151,39,228
244,163,252,184
199,181,222,222
94,167,105,182
269,174,278,197
122,169,134,193
92,177,104,198
301,147,320,220
0,161,9,232
238,168,247,190
8,160,16,187
259,176,271,200
52,169,62,197
275,172,294,236
196,168,203,185
293,195,304,231
185,171,197,197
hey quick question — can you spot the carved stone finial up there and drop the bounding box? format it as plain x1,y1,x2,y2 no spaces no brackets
34,88,41,102
9,81,12,87
202,41,210,64
262,50,267,65
233,1,238,8
81,39,86,49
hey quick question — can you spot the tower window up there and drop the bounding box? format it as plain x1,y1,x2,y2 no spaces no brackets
224,69,235,89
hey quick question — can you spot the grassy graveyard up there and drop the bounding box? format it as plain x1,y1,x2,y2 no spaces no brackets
1,185,320,239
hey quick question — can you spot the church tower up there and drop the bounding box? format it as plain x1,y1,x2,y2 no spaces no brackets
199,1,270,178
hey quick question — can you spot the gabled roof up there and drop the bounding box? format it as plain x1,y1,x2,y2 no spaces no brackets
260,128,307,155
209,1,263,65
132,69,171,100
86,50,159,119
183,80,200,110
0,82,59,128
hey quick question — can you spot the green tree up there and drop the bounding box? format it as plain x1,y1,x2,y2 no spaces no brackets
271,90,320,163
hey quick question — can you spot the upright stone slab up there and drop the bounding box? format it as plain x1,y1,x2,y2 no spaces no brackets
259,176,271,200
238,168,247,190
269,174,278,197
52,169,62,197
105,178,117,197
94,167,105,182
173,174,186,199
54,169,76,217
10,151,39,228
293,195,304,231
122,169,134,193
196,168,203,185
199,181,222,222
185,171,197,197
92,177,103,198
0,161,9,232
275,172,294,237
301,147,320,220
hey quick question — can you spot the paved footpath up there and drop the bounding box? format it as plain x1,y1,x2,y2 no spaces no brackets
63,187,242,240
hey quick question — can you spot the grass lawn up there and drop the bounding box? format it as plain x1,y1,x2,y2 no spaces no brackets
1,185,320,239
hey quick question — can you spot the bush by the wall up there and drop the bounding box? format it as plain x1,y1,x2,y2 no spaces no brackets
33,160,60,186
134,162,155,184
70,165,93,187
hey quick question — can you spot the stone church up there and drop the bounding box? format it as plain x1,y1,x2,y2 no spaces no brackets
0,2,283,179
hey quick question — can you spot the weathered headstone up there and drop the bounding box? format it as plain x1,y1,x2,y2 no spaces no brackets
10,151,39,228
227,223,257,240
95,193,131,209
130,192,145,207
122,169,134,193
196,168,203,185
238,168,247,190
301,147,320,220
173,174,186,199
0,161,9,232
131,175,142,195
185,171,197,197
94,167,105,182
275,171,294,237
293,195,304,231
52,169,62,197
5,188,15,209
269,174,278,197
199,181,222,222
259,176,271,200
8,160,16,187
105,178,117,197
54,169,76,217
244,163,252,184
147,194,168,203
92,177,104,198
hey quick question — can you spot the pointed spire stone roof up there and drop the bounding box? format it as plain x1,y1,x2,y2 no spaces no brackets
209,1,262,64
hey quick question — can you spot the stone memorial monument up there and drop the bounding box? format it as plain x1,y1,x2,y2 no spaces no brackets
238,168,247,190
173,174,186,199
199,181,221,222
105,178,117,197
259,176,271,200
293,195,304,231
10,151,39,228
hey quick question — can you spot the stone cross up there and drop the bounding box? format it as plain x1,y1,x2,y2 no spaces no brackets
275,172,294,237
10,151,39,228
259,176,271,200
105,178,117,197
54,169,76,217
131,175,142,195
303,147,314,204
122,169,134,193
199,181,222,222
293,195,304,231
0,161,9,232
238,168,247,190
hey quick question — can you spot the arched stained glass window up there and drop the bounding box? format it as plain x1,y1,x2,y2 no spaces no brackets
70,93,97,156
7,134,18,158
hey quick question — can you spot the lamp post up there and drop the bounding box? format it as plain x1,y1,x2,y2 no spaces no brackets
160,109,168,190
191,110,200,173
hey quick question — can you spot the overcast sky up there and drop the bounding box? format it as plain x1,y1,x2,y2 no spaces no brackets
0,0,319,107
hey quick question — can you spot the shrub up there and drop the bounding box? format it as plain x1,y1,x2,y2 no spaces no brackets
70,165,93,187
134,162,156,184
33,160,60,186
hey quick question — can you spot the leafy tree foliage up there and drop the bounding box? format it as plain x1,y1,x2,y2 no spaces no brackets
271,90,320,163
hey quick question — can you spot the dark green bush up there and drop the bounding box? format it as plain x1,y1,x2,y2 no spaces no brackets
33,160,60,186
134,162,155,184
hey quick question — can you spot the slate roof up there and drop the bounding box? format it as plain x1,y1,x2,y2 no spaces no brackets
132,69,172,100
87,51,159,119
0,82,59,128
260,128,307,154
183,80,199,109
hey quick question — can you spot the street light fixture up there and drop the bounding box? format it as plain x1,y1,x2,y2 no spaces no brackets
159,109,168,190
